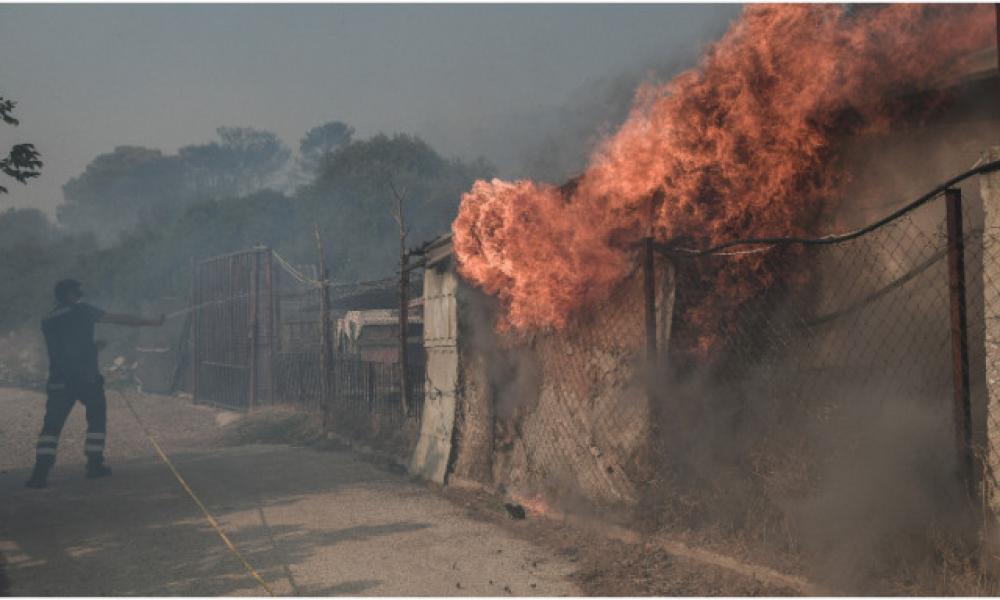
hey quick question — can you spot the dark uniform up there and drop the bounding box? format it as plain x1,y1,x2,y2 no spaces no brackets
33,302,109,473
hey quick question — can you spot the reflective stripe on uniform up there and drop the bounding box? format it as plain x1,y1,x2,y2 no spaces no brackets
84,444,104,453
36,447,57,456
37,434,60,443
47,382,67,391
86,432,106,440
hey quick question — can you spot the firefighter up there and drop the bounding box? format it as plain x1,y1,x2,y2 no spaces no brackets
25,279,165,489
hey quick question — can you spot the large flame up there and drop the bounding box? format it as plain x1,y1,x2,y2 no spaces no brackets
453,4,994,354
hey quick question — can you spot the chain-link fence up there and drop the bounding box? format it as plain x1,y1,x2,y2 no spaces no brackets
187,160,1000,550
272,253,425,456
191,248,269,411
634,174,1000,580
191,247,426,457
475,259,670,507
447,162,1000,556
649,202,961,538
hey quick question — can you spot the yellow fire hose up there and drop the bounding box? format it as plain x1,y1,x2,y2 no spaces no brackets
115,389,275,596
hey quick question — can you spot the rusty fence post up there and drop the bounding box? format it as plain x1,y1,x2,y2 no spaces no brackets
946,187,975,493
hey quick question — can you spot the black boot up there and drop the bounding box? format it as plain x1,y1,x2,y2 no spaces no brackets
25,463,50,489
85,457,112,479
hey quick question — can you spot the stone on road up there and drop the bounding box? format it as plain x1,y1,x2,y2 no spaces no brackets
0,387,578,596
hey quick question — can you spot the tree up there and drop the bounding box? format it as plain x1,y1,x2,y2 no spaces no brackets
299,121,354,175
69,190,299,320
296,133,494,280
0,96,42,194
168,189,298,260
59,146,186,243
179,126,290,199
0,208,95,331
60,127,292,243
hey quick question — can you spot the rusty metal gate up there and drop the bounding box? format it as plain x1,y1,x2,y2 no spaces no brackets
191,247,274,411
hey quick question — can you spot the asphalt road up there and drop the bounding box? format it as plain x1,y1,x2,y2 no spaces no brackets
0,387,579,596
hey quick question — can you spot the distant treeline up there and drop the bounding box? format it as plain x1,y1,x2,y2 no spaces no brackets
0,121,494,331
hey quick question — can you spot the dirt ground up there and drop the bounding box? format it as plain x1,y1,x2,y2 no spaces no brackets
434,485,801,596
227,408,806,595
0,387,808,596
235,408,1000,597
0,384,221,473
1,387,582,596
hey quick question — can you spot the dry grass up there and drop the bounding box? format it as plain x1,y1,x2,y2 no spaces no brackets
217,406,325,447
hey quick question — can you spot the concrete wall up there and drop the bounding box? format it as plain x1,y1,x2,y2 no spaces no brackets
980,146,1000,516
409,236,677,510
409,242,460,483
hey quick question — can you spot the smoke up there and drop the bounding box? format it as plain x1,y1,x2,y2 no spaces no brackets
423,53,717,187
646,101,1000,591
787,383,970,591
418,7,738,187
457,279,541,421
647,337,973,591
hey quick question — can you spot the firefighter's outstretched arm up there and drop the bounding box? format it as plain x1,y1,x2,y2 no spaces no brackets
98,313,165,327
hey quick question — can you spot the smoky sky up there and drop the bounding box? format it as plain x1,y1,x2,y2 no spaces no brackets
0,3,739,215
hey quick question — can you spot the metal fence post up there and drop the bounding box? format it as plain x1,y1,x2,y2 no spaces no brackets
249,250,260,411
399,251,411,417
264,247,275,407
191,258,200,405
946,187,974,493
368,361,376,414
314,227,333,432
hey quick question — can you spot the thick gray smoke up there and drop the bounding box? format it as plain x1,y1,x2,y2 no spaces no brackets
421,47,733,186
457,282,541,422
648,85,1000,591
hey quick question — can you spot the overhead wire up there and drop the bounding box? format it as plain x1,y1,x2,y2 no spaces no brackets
271,250,323,288
655,159,1000,258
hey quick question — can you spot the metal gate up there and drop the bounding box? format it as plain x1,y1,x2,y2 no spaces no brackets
191,247,274,411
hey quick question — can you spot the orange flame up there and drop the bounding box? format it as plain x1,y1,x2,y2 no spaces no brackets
511,492,550,516
453,5,994,353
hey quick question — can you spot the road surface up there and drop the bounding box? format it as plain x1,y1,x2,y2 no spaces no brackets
0,387,579,596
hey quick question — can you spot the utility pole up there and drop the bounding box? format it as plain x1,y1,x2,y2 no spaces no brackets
389,180,411,417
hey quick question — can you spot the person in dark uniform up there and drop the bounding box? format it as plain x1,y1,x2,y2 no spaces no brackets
25,279,165,489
